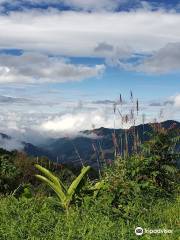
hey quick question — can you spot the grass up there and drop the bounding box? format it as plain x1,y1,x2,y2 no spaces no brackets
0,195,179,240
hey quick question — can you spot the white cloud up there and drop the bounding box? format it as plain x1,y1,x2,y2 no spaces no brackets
0,52,105,83
1,9,180,73
135,42,180,74
40,98,180,133
41,110,113,132
0,94,179,142
0,135,24,151
173,94,180,108
0,10,180,58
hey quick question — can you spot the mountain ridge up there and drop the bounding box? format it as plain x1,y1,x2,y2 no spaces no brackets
0,120,179,168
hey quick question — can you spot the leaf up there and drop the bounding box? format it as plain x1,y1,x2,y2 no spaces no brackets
35,174,66,204
35,164,91,210
35,164,60,187
161,165,177,174
67,166,90,203
151,171,159,177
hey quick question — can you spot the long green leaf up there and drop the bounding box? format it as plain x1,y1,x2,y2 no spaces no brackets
35,164,91,210
35,164,60,186
35,164,67,191
67,166,90,202
35,174,66,203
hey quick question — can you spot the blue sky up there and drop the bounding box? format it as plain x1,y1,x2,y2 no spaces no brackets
0,0,179,141
0,0,180,12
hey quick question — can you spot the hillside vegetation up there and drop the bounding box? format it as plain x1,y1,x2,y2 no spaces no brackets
0,122,179,239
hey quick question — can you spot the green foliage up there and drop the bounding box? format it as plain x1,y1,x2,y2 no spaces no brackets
0,123,179,239
35,164,91,210
0,149,38,194
0,152,20,193
0,148,75,196
12,183,33,199
97,124,179,215
88,180,108,198
0,195,179,240
139,125,179,194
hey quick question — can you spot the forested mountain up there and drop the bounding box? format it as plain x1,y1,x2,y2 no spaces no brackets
1,120,179,168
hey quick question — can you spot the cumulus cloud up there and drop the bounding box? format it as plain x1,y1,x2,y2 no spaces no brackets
0,52,105,84
146,94,180,121
157,94,180,109
106,42,180,74
41,110,112,132
136,42,180,74
173,94,180,108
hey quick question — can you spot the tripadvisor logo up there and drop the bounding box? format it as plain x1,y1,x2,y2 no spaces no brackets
135,227,143,236
135,227,173,236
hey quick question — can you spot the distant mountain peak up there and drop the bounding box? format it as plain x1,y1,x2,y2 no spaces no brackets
0,133,11,140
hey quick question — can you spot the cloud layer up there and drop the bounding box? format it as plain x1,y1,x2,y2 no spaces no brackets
0,9,180,74
0,10,179,56
0,52,105,83
0,93,179,143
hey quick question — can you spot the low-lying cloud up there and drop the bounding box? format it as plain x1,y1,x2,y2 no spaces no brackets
41,110,114,133
0,94,179,146
0,135,24,151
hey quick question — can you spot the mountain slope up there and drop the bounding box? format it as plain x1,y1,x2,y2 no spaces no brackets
42,120,180,167
0,133,52,159
0,120,179,168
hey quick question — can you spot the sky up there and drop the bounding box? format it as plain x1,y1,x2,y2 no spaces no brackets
0,0,180,143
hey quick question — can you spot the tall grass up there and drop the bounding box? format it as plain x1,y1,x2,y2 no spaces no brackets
0,195,179,240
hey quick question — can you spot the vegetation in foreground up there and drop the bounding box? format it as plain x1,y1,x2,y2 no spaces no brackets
0,194,179,240
0,122,179,239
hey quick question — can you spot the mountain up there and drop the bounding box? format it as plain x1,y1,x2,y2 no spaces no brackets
0,133,52,159
0,120,179,168
41,120,180,167
0,133,11,140
22,142,53,159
